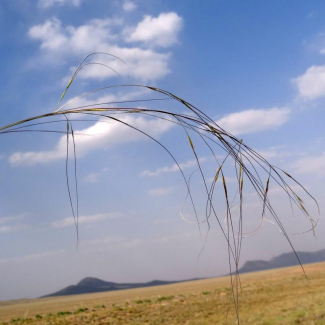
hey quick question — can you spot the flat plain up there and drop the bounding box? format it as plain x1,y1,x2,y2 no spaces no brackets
1,262,325,324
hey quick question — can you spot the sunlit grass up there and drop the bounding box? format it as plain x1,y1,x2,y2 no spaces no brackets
1,262,325,324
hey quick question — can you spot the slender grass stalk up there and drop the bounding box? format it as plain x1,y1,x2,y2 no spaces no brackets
0,53,320,324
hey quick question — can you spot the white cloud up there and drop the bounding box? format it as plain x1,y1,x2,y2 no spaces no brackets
52,212,122,228
9,115,173,165
216,108,290,136
29,18,120,53
293,65,325,100
141,157,207,177
127,12,183,47
148,187,173,196
123,0,137,12
29,18,68,51
38,0,81,8
294,152,325,176
28,15,178,81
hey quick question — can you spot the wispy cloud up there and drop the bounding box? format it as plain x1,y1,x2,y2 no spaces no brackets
254,145,308,164
81,236,143,249
0,249,66,265
83,168,109,183
216,108,290,135
0,213,27,224
83,173,101,183
0,224,28,234
267,184,306,196
38,0,81,9
148,187,174,196
257,146,306,165
52,212,122,228
293,152,325,176
141,157,207,177
256,146,289,160
9,115,173,165
0,226,12,233
83,236,124,246
0,214,28,233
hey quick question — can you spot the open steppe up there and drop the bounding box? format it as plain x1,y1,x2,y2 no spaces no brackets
1,262,325,324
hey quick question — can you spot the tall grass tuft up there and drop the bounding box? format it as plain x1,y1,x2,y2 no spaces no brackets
0,53,320,323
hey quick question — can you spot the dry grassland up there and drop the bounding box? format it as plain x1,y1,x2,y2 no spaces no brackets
2,262,325,324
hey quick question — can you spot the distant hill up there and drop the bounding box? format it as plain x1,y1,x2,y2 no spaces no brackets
42,249,325,298
238,249,325,274
41,277,201,298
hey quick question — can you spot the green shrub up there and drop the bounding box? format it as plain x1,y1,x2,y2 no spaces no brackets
157,295,174,302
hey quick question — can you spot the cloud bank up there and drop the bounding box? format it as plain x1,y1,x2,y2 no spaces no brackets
29,12,183,82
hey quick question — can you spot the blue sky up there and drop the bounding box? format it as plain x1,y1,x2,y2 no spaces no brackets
0,0,325,300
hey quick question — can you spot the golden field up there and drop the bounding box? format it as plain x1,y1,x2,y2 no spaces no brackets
1,262,325,324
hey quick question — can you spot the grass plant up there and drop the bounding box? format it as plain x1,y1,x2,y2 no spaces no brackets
0,53,320,323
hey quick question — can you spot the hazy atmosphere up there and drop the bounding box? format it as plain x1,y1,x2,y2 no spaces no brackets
1,0,325,301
